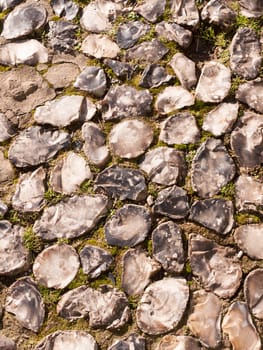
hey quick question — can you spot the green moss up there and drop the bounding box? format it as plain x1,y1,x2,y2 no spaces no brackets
185,260,192,274
235,14,262,32
7,210,39,226
23,226,43,253
90,274,114,289
219,182,235,200
229,76,246,96
0,65,11,72
67,268,88,289
235,213,261,225
44,188,63,205
79,179,94,194
148,182,159,199
39,286,62,306
128,295,139,309
147,239,153,255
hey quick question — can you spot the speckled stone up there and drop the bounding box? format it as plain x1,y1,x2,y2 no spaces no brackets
155,86,195,114
235,175,263,214
108,334,145,350
126,40,169,64
81,35,120,59
201,0,236,28
171,0,199,28
169,53,197,90
234,224,263,260
156,335,201,350
244,269,263,319
155,21,193,48
236,79,263,114
135,0,166,22
117,21,150,49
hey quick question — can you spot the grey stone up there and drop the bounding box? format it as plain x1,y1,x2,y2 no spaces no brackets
153,185,189,219
201,0,236,28
79,245,113,278
0,113,16,142
0,151,15,186
239,0,263,18
155,86,195,114
51,0,79,20
139,64,173,88
0,336,16,350
109,119,153,159
101,85,152,121
33,195,110,240
156,335,201,350
235,175,263,213
135,0,166,22
57,285,130,329
81,35,120,59
108,334,145,350
47,21,78,53
170,0,199,28
0,40,49,66
155,21,192,49
189,234,242,298
136,278,189,335
203,102,239,136
0,0,22,11
33,244,80,289
12,167,46,212
121,248,160,295
104,59,133,80
230,27,261,80
8,126,70,168
5,277,45,332
117,21,150,49
236,79,263,114
139,147,186,186
169,53,197,90
74,66,107,97
159,112,200,145
190,198,234,235
191,138,236,198
188,290,222,348
152,221,185,273
1,3,47,39
126,40,169,64
105,204,151,247
196,61,231,103
244,269,263,319
222,302,261,350
0,200,8,216
234,224,263,260
44,63,80,89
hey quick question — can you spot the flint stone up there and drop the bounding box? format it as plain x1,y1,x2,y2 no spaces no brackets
5,277,45,332
101,85,152,121
33,195,110,240
203,102,238,136
0,336,16,350
79,245,113,278
191,138,236,198
189,234,242,298
108,334,145,350
0,0,22,11
136,278,189,335
109,119,153,159
188,290,222,348
169,53,196,90
1,3,47,39
105,204,151,247
126,40,169,64
239,0,263,18
12,167,46,212
8,126,70,168
34,331,97,350
0,113,16,142
234,224,263,260
44,63,80,89
152,221,185,273
135,0,165,22
82,122,109,167
57,285,130,329
190,198,234,235
235,175,263,213
139,64,173,88
117,21,150,49
0,200,7,216
153,185,189,219
171,0,199,28
236,79,263,114
222,302,261,350
51,0,79,20
47,21,78,53
155,21,192,49
0,151,15,186
159,112,200,145
104,59,133,80
196,61,231,103
244,269,263,319
155,86,195,114
201,0,236,28
156,335,201,350
74,66,107,97
81,35,120,59
230,27,261,80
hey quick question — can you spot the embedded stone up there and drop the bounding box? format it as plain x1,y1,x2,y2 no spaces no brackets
0,0,22,11
8,126,70,168
230,27,261,80
236,80,263,114
239,0,263,18
234,224,263,260
109,119,153,158
0,336,16,350
104,59,133,80
0,151,15,187
51,0,79,20
244,268,263,319
79,245,113,279
126,40,169,64
189,234,242,298
0,200,8,216
0,40,48,66
81,35,120,59
0,221,30,276
153,185,189,219
152,221,185,273
135,0,165,22
74,66,107,97
190,198,234,235
222,302,261,350
235,175,263,213
57,285,130,329
156,335,201,350
136,278,189,335
117,21,150,49
169,53,197,89
171,0,199,28
101,85,152,121
47,21,78,53
5,277,45,332
33,244,80,289
82,122,110,167
203,102,239,136
105,204,151,247
139,64,173,88
0,113,16,142
33,195,110,240
44,63,80,89
155,21,192,49
1,3,47,39
195,61,231,103
108,334,145,350
50,152,92,195
188,290,222,348
201,0,236,28
191,138,236,198
155,86,195,114
159,112,200,145
12,167,46,212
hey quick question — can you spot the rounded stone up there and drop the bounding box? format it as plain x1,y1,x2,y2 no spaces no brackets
74,66,107,97
234,224,263,260
244,269,263,319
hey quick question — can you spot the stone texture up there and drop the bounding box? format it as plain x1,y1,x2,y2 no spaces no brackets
201,0,236,28
135,0,166,23
104,59,133,80
0,0,22,11
109,334,145,350
51,0,79,20
244,269,263,319
239,0,263,18
0,151,15,187
155,86,195,114
155,21,193,48
74,66,107,97
126,40,169,64
236,79,263,114
47,21,78,53
156,335,201,350
0,113,16,142
234,224,263,260
139,64,173,89
235,175,263,213
43,63,80,89
170,0,199,28
0,336,16,350
81,35,120,59
169,53,197,90
117,21,150,49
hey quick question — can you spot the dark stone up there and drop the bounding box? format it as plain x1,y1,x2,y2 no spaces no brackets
79,245,113,278
135,0,166,23
104,59,133,80
126,40,169,64
47,21,78,53
117,21,150,49
51,0,79,20
139,64,173,88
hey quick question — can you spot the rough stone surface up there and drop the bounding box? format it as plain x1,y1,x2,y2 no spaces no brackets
108,334,145,350
126,40,169,64
74,66,107,97
47,21,78,53
155,21,193,48
139,64,173,89
169,53,197,90
104,59,133,80
155,86,195,114
0,151,15,187
0,336,16,350
117,21,150,49
236,79,263,114
43,63,80,89
81,35,120,59
51,0,79,20
171,0,199,28
156,335,201,350
235,175,263,213
0,113,16,142
234,224,263,260
239,0,263,17
244,269,263,319
0,0,22,11
135,0,165,23
201,0,236,28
